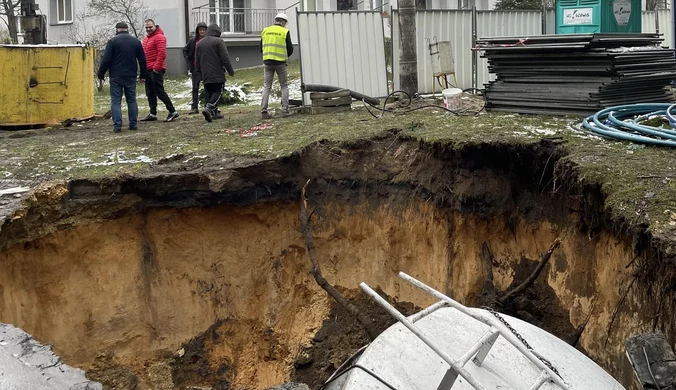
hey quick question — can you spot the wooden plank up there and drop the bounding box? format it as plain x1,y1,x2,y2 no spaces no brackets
309,89,351,99
311,96,352,107
311,105,352,115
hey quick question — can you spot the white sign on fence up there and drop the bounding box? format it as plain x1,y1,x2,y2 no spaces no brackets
563,8,593,25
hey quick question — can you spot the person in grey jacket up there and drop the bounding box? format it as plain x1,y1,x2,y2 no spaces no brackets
195,24,235,122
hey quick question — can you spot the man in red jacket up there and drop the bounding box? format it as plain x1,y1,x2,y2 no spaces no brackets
141,19,179,122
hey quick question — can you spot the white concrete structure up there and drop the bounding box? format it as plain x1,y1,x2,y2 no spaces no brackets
325,273,625,390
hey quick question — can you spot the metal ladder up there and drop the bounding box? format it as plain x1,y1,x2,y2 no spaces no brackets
359,271,572,390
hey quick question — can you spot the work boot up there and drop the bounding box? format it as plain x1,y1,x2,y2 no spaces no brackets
113,127,121,133
261,111,270,120
140,114,157,121
213,109,223,120
188,108,199,115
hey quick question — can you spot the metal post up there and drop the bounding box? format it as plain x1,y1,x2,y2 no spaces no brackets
296,8,306,106
398,0,418,97
655,7,660,34
471,6,477,91
541,0,547,34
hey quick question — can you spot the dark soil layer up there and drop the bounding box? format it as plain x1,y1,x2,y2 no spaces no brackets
291,289,419,388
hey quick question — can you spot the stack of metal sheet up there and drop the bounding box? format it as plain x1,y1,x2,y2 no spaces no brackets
477,34,676,115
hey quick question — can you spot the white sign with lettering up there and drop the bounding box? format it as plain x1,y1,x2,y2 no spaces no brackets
563,8,593,25
613,0,631,26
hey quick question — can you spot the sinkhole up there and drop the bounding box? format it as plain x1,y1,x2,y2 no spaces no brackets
0,133,673,389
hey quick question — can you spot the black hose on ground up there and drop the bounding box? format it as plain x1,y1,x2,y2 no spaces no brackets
301,83,381,106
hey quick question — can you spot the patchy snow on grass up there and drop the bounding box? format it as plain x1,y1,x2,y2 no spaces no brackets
523,125,557,136
85,151,155,167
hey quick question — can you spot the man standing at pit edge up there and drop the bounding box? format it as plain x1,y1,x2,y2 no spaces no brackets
141,19,179,122
195,23,235,123
183,22,208,114
97,22,147,133
260,12,293,120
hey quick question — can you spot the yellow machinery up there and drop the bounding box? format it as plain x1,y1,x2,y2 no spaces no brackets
0,44,95,128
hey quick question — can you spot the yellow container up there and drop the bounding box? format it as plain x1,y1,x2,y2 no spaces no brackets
0,44,95,127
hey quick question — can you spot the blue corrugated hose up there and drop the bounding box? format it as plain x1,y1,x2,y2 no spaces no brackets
582,103,676,147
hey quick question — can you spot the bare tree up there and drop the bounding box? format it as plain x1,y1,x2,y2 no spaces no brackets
645,0,667,11
85,0,153,39
63,9,113,90
0,21,12,43
0,0,20,42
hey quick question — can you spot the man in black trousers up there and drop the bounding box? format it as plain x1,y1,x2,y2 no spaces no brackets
183,22,208,114
195,23,235,123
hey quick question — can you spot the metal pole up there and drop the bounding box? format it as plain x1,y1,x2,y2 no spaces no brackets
296,8,306,106
655,7,660,34
541,0,547,34
398,0,418,96
472,5,477,91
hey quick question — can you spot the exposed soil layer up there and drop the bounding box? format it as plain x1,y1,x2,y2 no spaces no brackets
1,132,675,389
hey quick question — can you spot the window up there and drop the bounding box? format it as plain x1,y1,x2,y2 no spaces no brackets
208,0,245,33
49,0,73,24
337,0,356,10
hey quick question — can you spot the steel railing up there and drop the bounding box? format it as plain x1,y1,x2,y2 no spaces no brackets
191,4,282,34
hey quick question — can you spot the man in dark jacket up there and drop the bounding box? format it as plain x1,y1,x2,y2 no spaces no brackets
195,24,235,123
182,22,207,114
260,13,293,120
97,22,147,133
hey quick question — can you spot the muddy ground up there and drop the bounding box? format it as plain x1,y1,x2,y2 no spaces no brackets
1,105,676,389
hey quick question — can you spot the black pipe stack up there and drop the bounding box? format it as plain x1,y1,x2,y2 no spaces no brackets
477,34,676,116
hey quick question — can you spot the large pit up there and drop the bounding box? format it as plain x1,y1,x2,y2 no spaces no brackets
1,133,674,389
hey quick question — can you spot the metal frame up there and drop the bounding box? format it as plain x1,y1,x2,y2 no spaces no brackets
360,271,573,390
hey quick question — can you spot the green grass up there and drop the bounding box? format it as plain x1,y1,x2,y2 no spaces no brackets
230,60,301,91
2,96,676,240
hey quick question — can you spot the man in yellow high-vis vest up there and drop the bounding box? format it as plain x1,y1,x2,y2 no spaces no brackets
260,12,294,120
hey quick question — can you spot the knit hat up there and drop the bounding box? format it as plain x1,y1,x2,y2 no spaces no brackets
115,22,128,29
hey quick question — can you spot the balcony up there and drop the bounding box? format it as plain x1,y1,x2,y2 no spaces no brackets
191,5,282,36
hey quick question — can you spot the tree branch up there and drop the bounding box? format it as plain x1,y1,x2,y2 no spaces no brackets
299,179,379,340
498,239,561,304
605,276,637,347
479,242,498,306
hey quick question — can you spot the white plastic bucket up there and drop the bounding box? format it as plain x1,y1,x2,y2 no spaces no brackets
442,88,462,110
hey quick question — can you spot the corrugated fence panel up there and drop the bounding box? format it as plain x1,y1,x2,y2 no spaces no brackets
545,9,556,34
394,10,474,92
642,10,674,49
477,11,543,88
297,11,388,98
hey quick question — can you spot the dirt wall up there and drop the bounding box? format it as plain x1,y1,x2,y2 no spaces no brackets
0,196,656,388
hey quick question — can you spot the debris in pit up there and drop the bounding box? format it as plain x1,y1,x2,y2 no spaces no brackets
264,384,310,390
86,352,139,390
478,239,581,344
171,319,232,390
291,289,418,388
